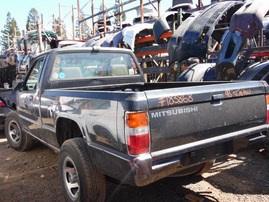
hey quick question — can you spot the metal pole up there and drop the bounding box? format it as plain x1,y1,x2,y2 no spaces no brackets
72,5,75,40
119,0,122,29
198,0,203,9
37,20,43,53
92,0,95,36
157,0,160,18
41,14,44,30
59,4,62,38
52,15,56,32
103,0,107,36
260,30,264,47
140,0,144,23
22,30,27,55
77,0,81,39
13,27,16,49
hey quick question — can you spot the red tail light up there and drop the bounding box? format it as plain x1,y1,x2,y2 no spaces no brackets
125,112,150,155
0,100,5,107
266,95,269,123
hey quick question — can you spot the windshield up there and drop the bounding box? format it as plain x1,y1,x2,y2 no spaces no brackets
49,52,139,81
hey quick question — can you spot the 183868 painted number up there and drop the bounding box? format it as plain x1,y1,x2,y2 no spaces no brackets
159,95,193,107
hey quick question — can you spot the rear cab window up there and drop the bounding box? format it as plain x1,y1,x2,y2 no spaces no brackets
49,52,139,81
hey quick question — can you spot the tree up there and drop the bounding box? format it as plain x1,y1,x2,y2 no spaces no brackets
53,18,62,37
77,11,91,39
52,18,67,39
10,18,21,37
1,12,20,50
81,20,91,39
26,8,39,31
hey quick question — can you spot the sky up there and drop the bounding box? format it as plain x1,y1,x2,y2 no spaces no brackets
0,0,211,39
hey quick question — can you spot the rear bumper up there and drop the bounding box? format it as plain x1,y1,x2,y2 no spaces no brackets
90,124,269,186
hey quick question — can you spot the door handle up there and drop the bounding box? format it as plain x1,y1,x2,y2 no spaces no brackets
211,94,224,105
212,94,224,101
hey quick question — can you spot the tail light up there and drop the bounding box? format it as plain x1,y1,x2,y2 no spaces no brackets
0,100,5,107
125,111,150,155
266,95,269,123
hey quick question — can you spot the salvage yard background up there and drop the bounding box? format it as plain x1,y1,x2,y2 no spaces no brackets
0,131,268,202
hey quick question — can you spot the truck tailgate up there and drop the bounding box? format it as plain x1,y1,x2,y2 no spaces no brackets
145,81,267,153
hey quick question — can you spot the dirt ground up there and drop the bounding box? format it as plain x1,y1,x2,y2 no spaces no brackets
0,130,269,202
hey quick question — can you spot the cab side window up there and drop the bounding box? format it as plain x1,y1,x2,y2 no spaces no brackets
25,57,45,91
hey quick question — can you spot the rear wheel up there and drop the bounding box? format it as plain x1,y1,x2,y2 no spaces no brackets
5,111,34,151
58,138,106,202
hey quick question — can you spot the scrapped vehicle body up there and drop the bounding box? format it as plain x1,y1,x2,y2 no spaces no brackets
153,11,192,44
177,0,269,82
0,89,11,130
229,1,269,38
263,15,269,28
57,40,84,48
178,62,216,81
121,23,154,50
239,60,269,82
4,47,269,201
167,1,244,64
167,3,196,11
85,23,155,51
216,0,269,80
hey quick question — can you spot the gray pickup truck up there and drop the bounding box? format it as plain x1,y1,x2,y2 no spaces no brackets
4,47,269,201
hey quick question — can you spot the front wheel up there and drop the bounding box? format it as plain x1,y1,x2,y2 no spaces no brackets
5,111,34,151
58,138,106,202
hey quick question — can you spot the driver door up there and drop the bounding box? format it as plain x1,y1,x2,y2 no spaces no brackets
17,56,46,139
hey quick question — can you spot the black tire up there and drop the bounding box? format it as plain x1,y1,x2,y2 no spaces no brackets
5,111,34,151
58,138,106,202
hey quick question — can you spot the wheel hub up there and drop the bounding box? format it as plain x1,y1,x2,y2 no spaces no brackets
9,121,21,144
63,157,80,200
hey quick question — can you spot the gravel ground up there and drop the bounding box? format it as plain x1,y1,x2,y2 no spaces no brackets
0,131,269,202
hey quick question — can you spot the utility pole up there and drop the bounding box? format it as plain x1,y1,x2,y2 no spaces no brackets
140,0,144,23
198,0,203,9
72,5,75,40
119,0,123,29
52,15,56,32
77,0,81,39
13,27,17,49
102,0,107,36
59,4,62,39
37,20,43,53
92,0,95,36
157,0,160,17
41,14,44,30
22,30,27,55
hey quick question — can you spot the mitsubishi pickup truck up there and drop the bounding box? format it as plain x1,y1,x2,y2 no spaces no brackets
4,47,269,201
